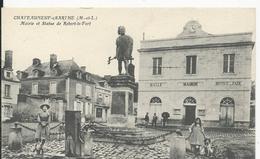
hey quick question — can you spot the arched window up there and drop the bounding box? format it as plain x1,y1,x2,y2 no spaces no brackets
220,97,234,106
183,97,196,105
150,97,162,104
150,97,162,107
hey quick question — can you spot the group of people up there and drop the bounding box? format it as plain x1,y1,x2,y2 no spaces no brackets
144,112,159,127
144,112,168,127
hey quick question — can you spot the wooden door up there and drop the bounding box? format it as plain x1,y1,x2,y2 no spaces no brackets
220,106,234,127
185,106,196,125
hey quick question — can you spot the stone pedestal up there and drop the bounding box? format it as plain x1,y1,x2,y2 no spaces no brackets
108,75,136,128
169,135,186,159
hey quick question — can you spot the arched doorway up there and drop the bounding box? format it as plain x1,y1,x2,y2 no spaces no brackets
220,97,234,127
183,97,196,125
150,97,162,118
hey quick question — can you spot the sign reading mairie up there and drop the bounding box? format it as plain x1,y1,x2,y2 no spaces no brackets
183,82,198,86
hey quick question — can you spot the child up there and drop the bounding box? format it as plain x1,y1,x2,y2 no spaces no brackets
189,118,206,158
204,138,214,157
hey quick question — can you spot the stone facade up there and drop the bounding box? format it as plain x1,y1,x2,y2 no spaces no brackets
17,54,111,122
1,50,21,121
138,21,254,128
94,80,112,122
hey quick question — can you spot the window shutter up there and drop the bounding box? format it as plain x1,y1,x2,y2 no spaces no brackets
192,56,197,74
152,58,157,75
158,58,162,75
186,56,191,74
223,54,228,73
229,54,235,73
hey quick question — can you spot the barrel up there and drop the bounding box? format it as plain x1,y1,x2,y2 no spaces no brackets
169,136,186,159
8,124,22,150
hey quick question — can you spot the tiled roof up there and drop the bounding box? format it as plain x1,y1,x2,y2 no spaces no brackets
23,59,80,78
22,59,106,85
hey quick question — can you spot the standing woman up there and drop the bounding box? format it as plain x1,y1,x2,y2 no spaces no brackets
144,112,149,128
189,117,205,157
35,103,51,151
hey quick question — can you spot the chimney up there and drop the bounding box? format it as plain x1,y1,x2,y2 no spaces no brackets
4,50,13,70
50,54,57,68
80,66,86,72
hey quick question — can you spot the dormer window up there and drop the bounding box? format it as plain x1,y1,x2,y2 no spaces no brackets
32,69,44,78
85,74,92,81
51,69,58,76
17,71,28,79
104,82,109,88
51,68,61,76
4,70,12,79
6,72,11,77
76,71,82,79
33,70,39,77
97,93,103,104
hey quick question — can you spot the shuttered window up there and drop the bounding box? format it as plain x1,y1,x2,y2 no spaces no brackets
223,54,235,73
32,83,38,94
49,81,57,94
152,57,162,75
186,56,197,74
4,85,11,97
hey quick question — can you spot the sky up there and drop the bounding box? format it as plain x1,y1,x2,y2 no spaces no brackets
2,8,256,80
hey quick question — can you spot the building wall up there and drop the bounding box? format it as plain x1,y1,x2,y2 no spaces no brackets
67,78,95,122
138,37,253,127
139,46,252,81
94,86,112,122
20,77,66,96
1,80,20,121
138,90,250,123
18,78,67,121
2,80,20,105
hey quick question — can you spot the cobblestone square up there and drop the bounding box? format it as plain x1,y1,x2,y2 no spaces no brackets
2,128,255,159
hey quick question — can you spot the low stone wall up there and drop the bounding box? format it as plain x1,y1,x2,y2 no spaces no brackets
1,122,61,146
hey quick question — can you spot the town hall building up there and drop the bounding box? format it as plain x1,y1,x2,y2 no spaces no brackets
137,21,254,127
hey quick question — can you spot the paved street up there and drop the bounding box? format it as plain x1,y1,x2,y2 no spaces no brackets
1,128,255,159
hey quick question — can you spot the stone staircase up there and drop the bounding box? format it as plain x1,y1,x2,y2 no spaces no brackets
92,126,170,145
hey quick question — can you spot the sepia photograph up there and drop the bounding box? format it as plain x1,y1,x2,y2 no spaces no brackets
1,7,256,159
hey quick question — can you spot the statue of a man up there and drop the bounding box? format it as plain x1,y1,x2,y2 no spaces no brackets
114,26,133,75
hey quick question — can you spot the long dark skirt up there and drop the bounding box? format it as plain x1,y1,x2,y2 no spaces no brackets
35,124,50,140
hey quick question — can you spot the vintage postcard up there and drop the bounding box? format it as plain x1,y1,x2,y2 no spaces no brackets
1,8,256,159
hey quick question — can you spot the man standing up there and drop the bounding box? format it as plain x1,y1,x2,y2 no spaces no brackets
152,113,158,127
144,112,149,127
115,26,133,75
